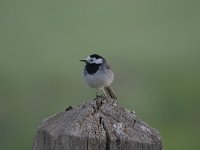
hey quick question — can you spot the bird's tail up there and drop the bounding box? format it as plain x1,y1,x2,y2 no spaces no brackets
103,86,117,99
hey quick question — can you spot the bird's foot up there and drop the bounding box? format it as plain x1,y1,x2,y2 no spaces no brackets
95,92,106,99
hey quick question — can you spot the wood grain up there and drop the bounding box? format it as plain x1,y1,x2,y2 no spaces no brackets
32,97,162,150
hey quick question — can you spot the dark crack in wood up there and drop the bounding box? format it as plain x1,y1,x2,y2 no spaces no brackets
116,138,120,150
102,119,111,150
96,98,103,110
99,116,102,125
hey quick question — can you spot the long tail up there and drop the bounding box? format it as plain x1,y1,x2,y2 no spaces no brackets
103,86,117,99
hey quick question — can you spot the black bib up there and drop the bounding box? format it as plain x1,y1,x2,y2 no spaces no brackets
85,63,100,74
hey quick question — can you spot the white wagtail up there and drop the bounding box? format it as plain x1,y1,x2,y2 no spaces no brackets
80,54,117,99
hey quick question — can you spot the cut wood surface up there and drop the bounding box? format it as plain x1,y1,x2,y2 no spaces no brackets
32,97,162,150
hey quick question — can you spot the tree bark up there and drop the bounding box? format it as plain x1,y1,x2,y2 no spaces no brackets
32,97,162,150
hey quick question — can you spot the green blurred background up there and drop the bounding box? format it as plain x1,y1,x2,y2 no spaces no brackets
0,0,200,149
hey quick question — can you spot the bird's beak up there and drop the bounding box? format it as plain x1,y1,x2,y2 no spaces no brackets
80,59,86,62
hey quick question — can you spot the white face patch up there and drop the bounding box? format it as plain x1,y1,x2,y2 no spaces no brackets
86,56,103,64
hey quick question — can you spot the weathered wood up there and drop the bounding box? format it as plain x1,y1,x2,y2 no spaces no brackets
32,97,162,150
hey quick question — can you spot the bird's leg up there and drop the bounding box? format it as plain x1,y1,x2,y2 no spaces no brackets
102,88,108,97
95,89,106,99
96,90,99,98
100,88,107,99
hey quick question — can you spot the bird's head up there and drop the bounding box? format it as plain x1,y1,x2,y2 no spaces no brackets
80,54,104,65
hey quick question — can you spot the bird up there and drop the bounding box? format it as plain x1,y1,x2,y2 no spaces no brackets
80,54,117,99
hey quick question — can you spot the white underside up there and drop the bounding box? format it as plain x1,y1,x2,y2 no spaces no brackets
84,70,114,89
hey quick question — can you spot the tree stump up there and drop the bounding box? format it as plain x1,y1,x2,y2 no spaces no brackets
32,97,162,150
